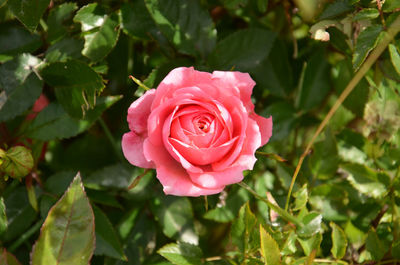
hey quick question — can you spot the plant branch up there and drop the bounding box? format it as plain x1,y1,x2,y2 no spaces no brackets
98,117,124,162
237,182,301,227
284,15,400,211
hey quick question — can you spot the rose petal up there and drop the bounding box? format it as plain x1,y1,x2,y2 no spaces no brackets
231,117,262,170
188,166,244,189
212,97,248,171
251,114,273,146
127,89,156,134
162,108,203,173
211,71,256,112
153,67,213,108
143,139,223,196
169,136,238,165
122,132,155,168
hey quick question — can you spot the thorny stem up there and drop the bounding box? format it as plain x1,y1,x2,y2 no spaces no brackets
237,182,301,227
98,117,124,162
9,220,42,252
284,15,400,211
129,75,151,91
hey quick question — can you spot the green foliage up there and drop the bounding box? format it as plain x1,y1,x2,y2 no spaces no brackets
0,0,399,264
31,173,95,265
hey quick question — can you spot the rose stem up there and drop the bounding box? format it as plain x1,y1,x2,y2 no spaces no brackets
237,182,301,227
98,117,124,162
284,15,400,212
129,75,151,91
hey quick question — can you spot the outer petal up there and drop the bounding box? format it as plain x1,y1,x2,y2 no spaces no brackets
211,71,256,112
143,139,224,196
122,132,155,168
127,89,156,134
152,67,213,108
188,166,244,189
251,114,273,146
231,117,262,170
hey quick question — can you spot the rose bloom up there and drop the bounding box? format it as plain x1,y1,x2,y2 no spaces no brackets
122,67,272,196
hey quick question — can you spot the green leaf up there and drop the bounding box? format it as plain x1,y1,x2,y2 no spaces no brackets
383,0,400,12
252,38,293,98
0,23,42,56
84,163,136,190
309,184,348,222
353,25,383,70
344,220,365,246
309,129,340,179
86,189,122,209
353,8,380,21
74,4,120,62
145,0,216,57
297,212,322,238
93,206,127,261
259,225,281,265
158,242,203,265
31,173,95,265
341,163,390,198
330,222,347,259
389,44,400,75
120,0,161,40
231,203,258,253
392,240,400,259
45,38,85,63
296,49,330,111
0,146,33,179
0,198,7,238
365,228,386,261
297,232,322,256
44,171,76,196
46,2,78,43
332,59,369,116
265,102,297,141
152,196,198,244
4,188,37,243
40,60,105,118
208,28,276,71
7,0,50,32
0,53,42,121
203,187,249,222
293,184,308,211
0,249,22,265
319,0,352,20
26,96,121,140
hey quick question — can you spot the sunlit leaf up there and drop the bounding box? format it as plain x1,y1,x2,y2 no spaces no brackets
259,224,281,265
152,196,198,245
330,222,347,259
31,173,95,265
342,163,390,198
158,242,203,265
293,184,308,211
353,25,383,70
0,54,42,122
74,4,120,62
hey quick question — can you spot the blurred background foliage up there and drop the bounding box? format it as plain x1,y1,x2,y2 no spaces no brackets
0,0,400,264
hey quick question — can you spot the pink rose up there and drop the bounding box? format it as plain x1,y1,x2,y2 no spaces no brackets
122,67,272,196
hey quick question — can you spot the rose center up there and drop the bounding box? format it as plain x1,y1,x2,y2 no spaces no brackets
196,118,210,132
